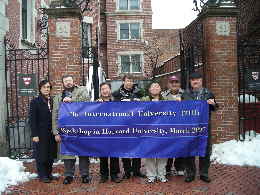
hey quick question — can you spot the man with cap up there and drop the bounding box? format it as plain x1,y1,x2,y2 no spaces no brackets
162,75,185,177
182,72,218,183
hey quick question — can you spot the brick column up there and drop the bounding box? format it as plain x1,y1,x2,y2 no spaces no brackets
200,6,239,143
46,8,82,95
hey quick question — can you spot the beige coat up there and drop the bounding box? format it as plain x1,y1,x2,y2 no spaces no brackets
52,86,90,159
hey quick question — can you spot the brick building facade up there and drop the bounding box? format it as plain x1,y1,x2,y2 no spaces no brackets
90,0,154,90
154,0,260,142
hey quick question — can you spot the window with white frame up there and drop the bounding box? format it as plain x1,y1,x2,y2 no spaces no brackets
119,54,142,73
118,0,140,10
21,0,36,43
119,23,140,40
22,0,27,40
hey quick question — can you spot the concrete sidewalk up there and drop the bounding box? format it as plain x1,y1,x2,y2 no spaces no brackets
3,161,260,195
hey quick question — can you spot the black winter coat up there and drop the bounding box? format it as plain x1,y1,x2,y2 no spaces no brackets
29,95,57,162
181,88,218,114
112,84,143,101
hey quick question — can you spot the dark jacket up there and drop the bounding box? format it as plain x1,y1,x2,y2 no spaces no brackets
113,84,143,101
29,95,57,161
182,88,218,114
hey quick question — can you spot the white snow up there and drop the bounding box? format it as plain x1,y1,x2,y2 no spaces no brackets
211,131,260,167
0,157,35,193
0,132,260,192
238,94,258,103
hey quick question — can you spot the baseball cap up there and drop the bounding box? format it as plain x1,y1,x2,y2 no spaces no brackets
168,75,179,82
189,72,202,79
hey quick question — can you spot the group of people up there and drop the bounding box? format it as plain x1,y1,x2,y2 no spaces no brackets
29,72,218,185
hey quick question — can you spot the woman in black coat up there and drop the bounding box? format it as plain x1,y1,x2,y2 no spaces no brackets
29,80,57,183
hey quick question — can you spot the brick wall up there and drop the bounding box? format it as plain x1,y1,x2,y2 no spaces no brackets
47,8,82,95
6,0,21,48
203,15,239,143
154,55,181,90
151,29,180,63
102,0,153,80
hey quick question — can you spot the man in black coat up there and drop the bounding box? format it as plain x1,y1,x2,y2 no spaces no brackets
112,74,145,179
182,72,218,183
97,82,121,183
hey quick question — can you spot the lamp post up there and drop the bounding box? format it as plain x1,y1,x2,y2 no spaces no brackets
92,45,99,100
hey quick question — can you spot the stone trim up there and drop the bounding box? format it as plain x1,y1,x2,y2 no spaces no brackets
199,7,239,18
46,8,82,19
104,11,152,16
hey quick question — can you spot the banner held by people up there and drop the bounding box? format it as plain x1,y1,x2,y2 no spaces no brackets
58,101,209,158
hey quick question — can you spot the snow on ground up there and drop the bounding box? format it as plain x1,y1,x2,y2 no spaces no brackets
0,132,260,192
238,94,258,103
0,157,35,193
211,131,260,167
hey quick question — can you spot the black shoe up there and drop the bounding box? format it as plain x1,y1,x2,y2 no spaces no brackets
99,176,108,183
200,175,211,183
63,176,73,184
111,176,121,183
122,172,131,179
166,171,173,178
185,176,195,183
82,175,90,183
133,172,146,178
49,175,59,181
40,177,51,183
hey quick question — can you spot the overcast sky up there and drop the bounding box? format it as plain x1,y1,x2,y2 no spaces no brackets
151,0,198,29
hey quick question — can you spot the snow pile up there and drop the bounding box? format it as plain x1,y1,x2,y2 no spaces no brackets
239,94,258,103
211,132,260,167
0,157,35,192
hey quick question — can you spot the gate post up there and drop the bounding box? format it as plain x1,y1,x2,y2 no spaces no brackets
200,4,239,142
46,8,82,95
0,1,8,156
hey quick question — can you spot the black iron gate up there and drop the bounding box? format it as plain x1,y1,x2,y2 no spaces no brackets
236,0,260,140
5,40,49,159
238,39,260,140
180,21,205,89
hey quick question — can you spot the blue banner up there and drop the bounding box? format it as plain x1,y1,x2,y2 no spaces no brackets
58,100,209,158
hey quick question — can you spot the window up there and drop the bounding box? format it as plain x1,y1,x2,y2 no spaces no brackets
21,0,36,43
22,0,27,40
120,54,142,73
118,0,140,10
120,23,140,40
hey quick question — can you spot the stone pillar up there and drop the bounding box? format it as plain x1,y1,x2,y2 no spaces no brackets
46,8,82,95
0,0,9,156
200,5,239,143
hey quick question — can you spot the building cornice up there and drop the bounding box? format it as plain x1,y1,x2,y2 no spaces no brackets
102,11,152,16
46,8,82,18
